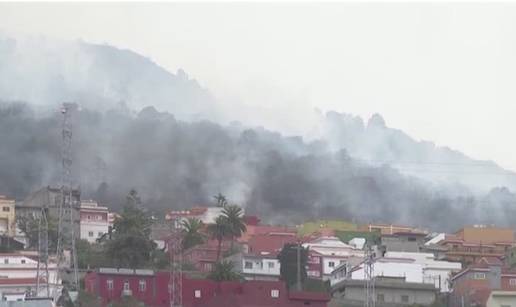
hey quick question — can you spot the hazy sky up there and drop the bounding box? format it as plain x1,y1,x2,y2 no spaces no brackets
2,2,516,170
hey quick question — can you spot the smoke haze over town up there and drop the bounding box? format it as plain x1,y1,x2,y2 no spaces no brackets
2,3,516,232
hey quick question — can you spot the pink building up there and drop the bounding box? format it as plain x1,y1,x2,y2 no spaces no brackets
79,200,110,243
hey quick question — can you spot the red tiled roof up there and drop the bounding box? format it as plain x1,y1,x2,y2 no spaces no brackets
239,225,297,243
247,233,298,255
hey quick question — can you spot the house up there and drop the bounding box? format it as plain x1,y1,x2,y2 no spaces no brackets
381,232,427,253
435,226,515,265
227,232,299,281
303,236,364,280
79,200,110,243
0,195,16,237
181,239,232,272
306,250,324,279
227,252,281,281
84,268,331,307
330,252,461,292
331,276,437,307
449,256,516,307
384,251,462,292
18,186,80,237
0,253,60,299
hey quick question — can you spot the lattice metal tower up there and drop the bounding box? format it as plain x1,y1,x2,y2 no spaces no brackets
36,208,50,298
55,102,79,300
364,246,376,307
168,216,183,307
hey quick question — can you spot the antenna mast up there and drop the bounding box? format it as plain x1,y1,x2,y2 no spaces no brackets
55,102,79,300
364,245,376,307
169,216,183,307
36,208,50,298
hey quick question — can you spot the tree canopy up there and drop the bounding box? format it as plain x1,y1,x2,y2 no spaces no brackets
277,243,308,289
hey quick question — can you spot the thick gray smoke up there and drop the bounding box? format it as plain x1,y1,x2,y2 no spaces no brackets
2,102,516,232
2,35,516,231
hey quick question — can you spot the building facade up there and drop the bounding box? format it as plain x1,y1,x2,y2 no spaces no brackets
331,277,437,307
79,200,110,243
84,268,330,307
0,196,16,237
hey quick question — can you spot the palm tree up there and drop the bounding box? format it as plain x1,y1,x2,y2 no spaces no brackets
181,218,205,250
207,216,231,261
213,193,228,208
207,260,243,281
222,205,247,249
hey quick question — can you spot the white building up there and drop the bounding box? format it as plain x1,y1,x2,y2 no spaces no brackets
303,236,365,279
385,251,461,292
330,251,461,292
0,253,60,300
79,200,110,243
227,252,281,281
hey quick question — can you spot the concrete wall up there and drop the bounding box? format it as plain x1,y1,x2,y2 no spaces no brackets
487,291,516,307
337,285,436,306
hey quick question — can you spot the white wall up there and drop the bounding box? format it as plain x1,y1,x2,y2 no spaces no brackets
242,257,280,278
80,221,108,243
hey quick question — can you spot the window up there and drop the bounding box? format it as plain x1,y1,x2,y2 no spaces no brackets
2,207,9,212
88,231,94,237
312,257,320,264
340,260,346,264
401,295,409,303
123,281,130,291
377,294,384,302
107,279,114,290
473,273,486,280
407,237,416,242
245,261,253,269
21,260,25,264
510,279,516,286
87,215,91,220
98,232,103,237
3,259,7,264
328,261,335,268
139,280,146,292
268,262,275,269
96,215,102,220
271,289,279,298
194,290,201,298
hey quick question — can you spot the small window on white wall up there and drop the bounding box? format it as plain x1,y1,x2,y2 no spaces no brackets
510,279,516,286
271,289,279,298
194,290,201,298
328,261,335,268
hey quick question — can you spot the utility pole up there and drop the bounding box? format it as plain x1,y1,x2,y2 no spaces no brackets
296,242,302,291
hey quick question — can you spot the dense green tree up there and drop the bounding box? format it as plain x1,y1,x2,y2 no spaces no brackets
105,190,156,268
207,216,231,261
109,296,145,307
16,214,59,250
207,260,243,281
213,193,228,208
181,218,205,250
277,243,308,289
76,239,110,269
76,290,102,307
221,205,246,248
